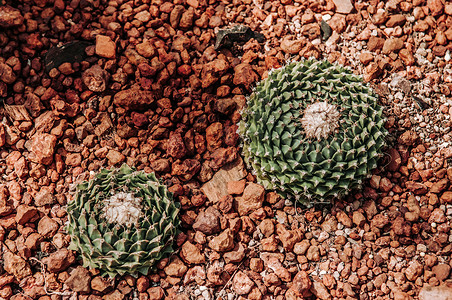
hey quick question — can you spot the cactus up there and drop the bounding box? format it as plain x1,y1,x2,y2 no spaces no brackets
66,164,180,278
238,58,388,204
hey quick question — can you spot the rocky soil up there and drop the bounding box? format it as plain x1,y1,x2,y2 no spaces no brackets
1,0,452,299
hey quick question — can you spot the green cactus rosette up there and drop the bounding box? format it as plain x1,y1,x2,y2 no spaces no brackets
66,164,180,278
238,58,388,204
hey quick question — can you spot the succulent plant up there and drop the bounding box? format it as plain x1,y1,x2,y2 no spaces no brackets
66,164,180,278
238,58,388,204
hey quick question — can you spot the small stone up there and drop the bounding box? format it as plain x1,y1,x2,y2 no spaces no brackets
206,260,227,285
26,133,57,165
201,58,229,88
427,0,444,16
446,4,452,14
113,87,154,111
406,181,427,195
265,256,291,282
232,271,254,295
321,216,338,232
103,290,124,300
433,45,447,57
431,179,449,193
205,122,223,151
235,183,265,216
183,266,206,285
106,149,125,165
405,260,423,281
332,0,353,14
217,194,234,213
233,63,259,91
367,36,385,51
371,214,389,228
148,287,164,299
193,207,221,235
136,40,156,58
258,219,275,237
374,274,387,288
432,264,451,281
261,235,278,251
201,158,247,203
224,243,246,264
379,177,393,192
250,258,264,272
429,208,446,224
386,14,406,27
414,20,429,32
91,276,113,293
328,14,346,33
294,240,310,255
359,52,374,65
34,186,56,206
164,257,187,277
215,97,237,115
37,216,59,238
364,62,382,82
167,132,187,159
280,36,303,54
209,147,238,170
311,281,331,300
95,35,115,58
290,271,312,297
276,224,302,251
3,252,32,280
306,245,320,261
42,248,76,273
208,228,234,252
227,179,246,195
336,211,353,228
15,205,38,225
440,191,452,204
373,11,388,25
179,7,194,29
0,62,16,84
0,5,24,27
65,266,91,293
180,241,205,264
382,37,404,54
150,158,170,173
419,285,452,300
82,65,109,92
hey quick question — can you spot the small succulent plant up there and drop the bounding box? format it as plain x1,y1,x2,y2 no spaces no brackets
66,164,180,278
238,58,388,204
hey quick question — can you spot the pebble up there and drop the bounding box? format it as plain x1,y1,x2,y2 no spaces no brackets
95,35,116,58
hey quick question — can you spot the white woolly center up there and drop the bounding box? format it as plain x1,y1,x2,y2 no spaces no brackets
301,101,340,140
101,191,143,227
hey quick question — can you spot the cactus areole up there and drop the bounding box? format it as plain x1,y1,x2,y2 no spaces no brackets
238,58,388,204
66,164,180,278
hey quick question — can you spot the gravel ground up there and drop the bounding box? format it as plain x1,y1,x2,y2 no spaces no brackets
1,0,452,299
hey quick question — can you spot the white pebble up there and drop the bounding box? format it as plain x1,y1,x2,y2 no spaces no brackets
202,291,211,300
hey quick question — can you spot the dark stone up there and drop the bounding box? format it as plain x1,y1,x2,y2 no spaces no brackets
44,41,92,72
320,20,332,40
215,25,265,50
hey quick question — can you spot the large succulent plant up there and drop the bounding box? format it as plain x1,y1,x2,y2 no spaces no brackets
238,58,388,204
66,164,180,277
